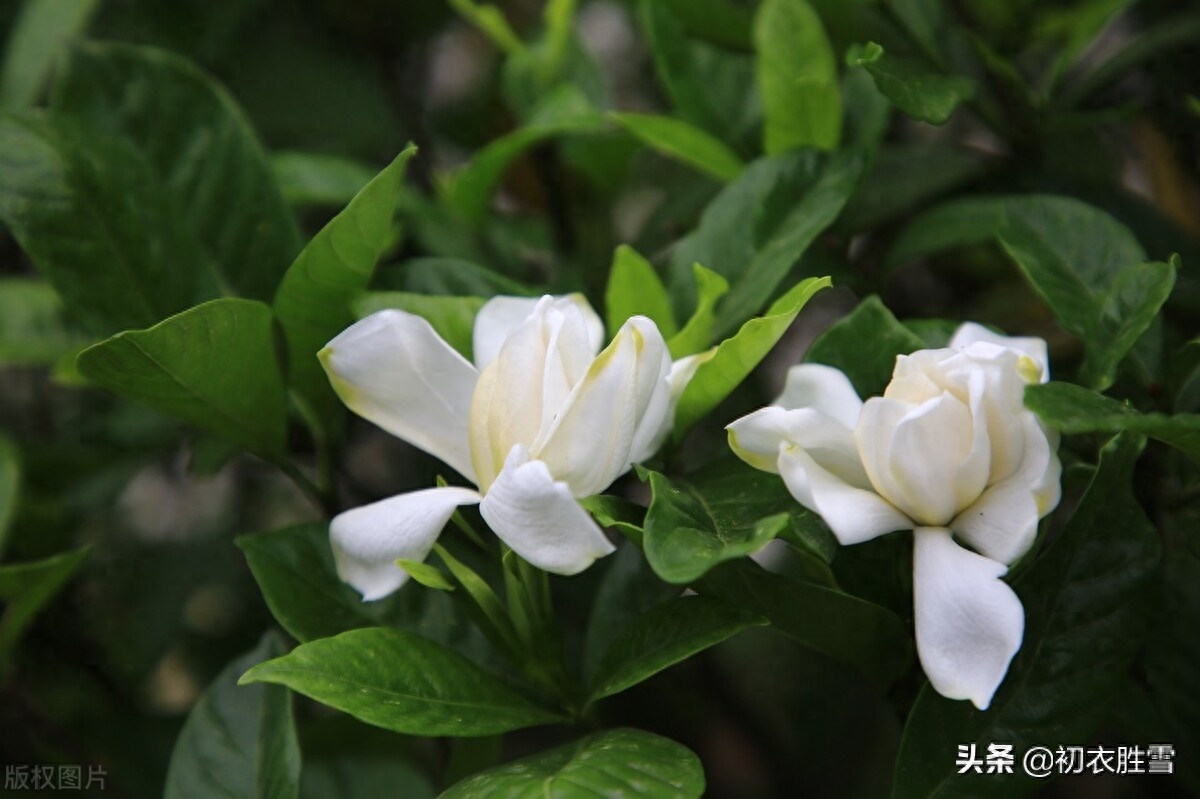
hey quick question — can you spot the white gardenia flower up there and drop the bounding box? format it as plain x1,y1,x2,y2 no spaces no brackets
727,322,1062,710
320,294,697,601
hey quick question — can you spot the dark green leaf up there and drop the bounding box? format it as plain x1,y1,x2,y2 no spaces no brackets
164,632,300,799
0,434,17,557
1025,382,1200,463
52,42,301,301
653,0,753,50
856,42,975,125
806,295,926,398
611,112,744,182
353,292,485,362
0,113,215,334
240,628,564,737
274,146,416,420
301,757,434,799
0,546,89,663
0,0,99,108
272,151,376,208
670,150,862,338
604,245,677,340
839,145,990,232
0,278,88,366
400,257,535,298
589,596,765,701
76,299,289,461
439,728,705,798
892,433,1159,799
755,0,841,152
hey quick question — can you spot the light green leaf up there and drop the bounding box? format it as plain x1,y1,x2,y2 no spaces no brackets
396,559,456,592
589,596,765,701
240,628,564,737
670,150,861,338
164,632,300,799
0,547,89,664
805,295,926,398
272,151,376,209
440,728,705,798
755,0,841,153
604,245,677,340
0,434,18,557
0,113,215,334
447,0,525,55
76,299,289,461
0,0,98,108
0,279,88,366
353,292,485,362
666,264,728,358
274,146,416,420
856,42,975,125
1025,381,1200,463
673,277,831,438
51,42,301,301
893,433,1159,798
611,112,744,182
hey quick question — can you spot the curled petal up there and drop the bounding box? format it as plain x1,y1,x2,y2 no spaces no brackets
330,487,482,601
774,363,864,428
728,406,869,487
473,294,603,370
951,322,1049,382
628,350,705,464
777,444,911,545
480,445,616,574
321,311,478,483
913,527,1024,710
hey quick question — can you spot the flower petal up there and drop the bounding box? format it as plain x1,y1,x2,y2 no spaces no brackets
627,349,702,464
330,486,482,601
950,322,1050,382
535,316,670,497
777,444,911,545
774,363,864,428
913,527,1024,710
479,445,616,574
728,406,869,487
473,293,603,370
321,310,478,483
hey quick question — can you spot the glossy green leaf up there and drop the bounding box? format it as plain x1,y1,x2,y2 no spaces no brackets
0,434,18,557
611,112,744,182
1025,382,1200,463
856,42,975,125
273,151,376,208
274,146,415,420
893,433,1159,799
666,264,728,358
755,0,841,153
76,299,289,461
240,628,564,737
0,278,88,366
670,150,861,338
353,292,485,362
604,245,677,340
694,559,911,689
440,728,705,798
164,632,300,799
589,596,765,701
0,114,215,334
51,42,301,301
673,277,831,438
638,0,728,142
0,0,98,108
807,296,942,398
0,546,89,663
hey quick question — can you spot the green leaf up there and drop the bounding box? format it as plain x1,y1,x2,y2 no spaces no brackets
51,42,301,301
806,295,931,398
272,151,376,209
670,150,861,338
274,146,416,420
653,0,753,50
892,433,1159,799
440,728,705,798
755,0,841,153
0,278,89,366
0,434,18,557
0,113,215,334
448,0,524,55
855,42,975,125
839,145,990,232
666,264,728,358
396,559,456,592
240,628,564,737
76,299,289,461
611,112,744,182
589,596,765,702
353,292,485,362
0,547,89,663
302,757,434,799
673,277,831,438
694,559,911,689
0,0,99,108
638,0,726,139
1025,382,1200,463
604,245,677,340
164,632,300,799
400,257,535,298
